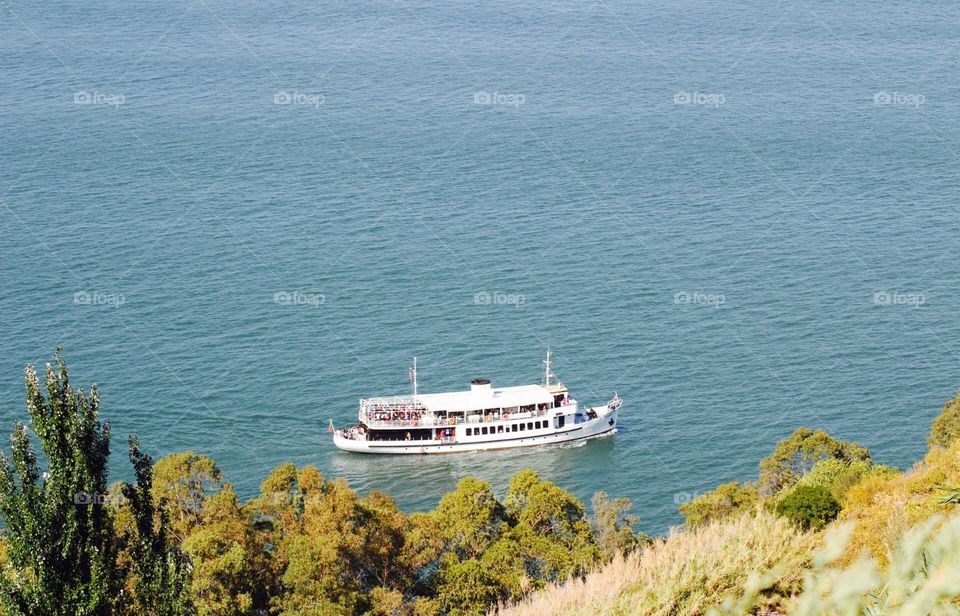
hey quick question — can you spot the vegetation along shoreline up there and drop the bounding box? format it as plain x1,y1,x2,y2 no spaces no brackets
2,350,960,615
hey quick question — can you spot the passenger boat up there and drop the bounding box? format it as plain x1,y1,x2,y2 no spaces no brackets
332,351,621,454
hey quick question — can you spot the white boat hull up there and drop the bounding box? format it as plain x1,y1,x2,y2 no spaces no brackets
334,407,618,455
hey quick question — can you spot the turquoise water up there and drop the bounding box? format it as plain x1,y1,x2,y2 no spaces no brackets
2,0,959,533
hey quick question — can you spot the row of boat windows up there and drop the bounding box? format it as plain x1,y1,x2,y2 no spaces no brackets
465,421,545,436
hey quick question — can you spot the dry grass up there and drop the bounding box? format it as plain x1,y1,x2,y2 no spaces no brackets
838,439,960,569
495,441,960,616
494,509,813,616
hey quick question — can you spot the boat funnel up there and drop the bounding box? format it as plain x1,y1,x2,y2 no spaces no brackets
470,378,492,392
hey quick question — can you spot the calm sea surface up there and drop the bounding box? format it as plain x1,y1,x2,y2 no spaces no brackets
2,0,959,533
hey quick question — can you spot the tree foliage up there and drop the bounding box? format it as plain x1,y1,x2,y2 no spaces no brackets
590,491,642,559
150,452,223,542
180,484,261,616
776,484,841,530
0,353,191,616
679,481,759,528
758,428,871,496
0,353,644,616
116,436,193,616
0,352,117,616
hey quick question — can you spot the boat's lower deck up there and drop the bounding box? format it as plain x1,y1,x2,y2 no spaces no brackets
334,409,618,454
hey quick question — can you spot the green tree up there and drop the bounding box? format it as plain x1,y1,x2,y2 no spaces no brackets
590,492,642,559
257,467,402,616
758,428,870,495
434,558,507,616
116,436,193,615
181,484,260,616
0,352,118,616
503,471,600,582
789,457,889,504
928,389,960,450
151,452,224,542
776,484,841,530
432,477,507,560
679,482,759,528
353,491,413,593
244,462,299,607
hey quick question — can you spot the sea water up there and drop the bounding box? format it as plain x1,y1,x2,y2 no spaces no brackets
2,0,959,533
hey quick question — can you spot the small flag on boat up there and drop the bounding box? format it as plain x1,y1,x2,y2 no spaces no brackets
327,419,335,433
613,391,619,402
408,367,415,383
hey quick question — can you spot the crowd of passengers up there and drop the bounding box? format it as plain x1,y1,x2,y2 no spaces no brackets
367,406,423,423
337,426,367,440
367,403,556,425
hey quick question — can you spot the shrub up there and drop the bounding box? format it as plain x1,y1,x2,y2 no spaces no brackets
758,428,871,496
679,482,759,528
776,485,841,530
591,492,642,560
791,457,896,505
928,389,960,449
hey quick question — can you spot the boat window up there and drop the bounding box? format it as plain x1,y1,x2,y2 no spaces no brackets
497,425,504,433
527,422,533,430
482,427,488,435
519,423,525,431
511,424,518,432
466,428,472,436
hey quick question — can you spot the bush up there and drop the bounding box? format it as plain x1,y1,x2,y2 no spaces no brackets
776,485,841,530
792,458,896,505
759,428,871,496
928,389,960,449
679,482,759,528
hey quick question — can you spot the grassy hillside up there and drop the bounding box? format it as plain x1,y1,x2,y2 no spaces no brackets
497,401,960,616
496,509,812,615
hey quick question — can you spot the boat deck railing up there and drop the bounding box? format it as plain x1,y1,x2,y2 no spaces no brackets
359,402,574,429
360,396,428,414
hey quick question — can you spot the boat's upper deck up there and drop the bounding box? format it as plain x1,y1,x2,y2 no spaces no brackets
360,381,569,416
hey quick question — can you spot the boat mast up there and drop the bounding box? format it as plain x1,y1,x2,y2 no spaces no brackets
412,356,418,395
543,348,552,386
